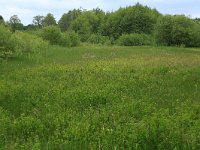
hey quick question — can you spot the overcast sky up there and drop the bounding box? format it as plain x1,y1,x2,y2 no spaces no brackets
0,0,199,25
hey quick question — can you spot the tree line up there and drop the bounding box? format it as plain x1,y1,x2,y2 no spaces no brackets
0,3,200,47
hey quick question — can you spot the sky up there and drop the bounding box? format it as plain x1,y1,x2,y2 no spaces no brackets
0,0,199,25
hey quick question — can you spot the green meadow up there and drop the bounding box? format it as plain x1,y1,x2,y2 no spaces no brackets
1,45,200,149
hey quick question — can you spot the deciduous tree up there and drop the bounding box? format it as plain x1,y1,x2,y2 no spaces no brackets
33,15,44,28
43,13,56,26
9,15,22,32
58,9,82,31
0,15,4,24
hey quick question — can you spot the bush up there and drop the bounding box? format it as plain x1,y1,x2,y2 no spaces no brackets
60,31,80,47
60,33,71,47
11,31,48,55
0,25,16,58
41,26,62,45
117,33,152,46
87,34,111,45
68,31,80,47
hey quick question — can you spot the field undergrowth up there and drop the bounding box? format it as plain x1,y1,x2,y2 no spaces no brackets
0,45,200,149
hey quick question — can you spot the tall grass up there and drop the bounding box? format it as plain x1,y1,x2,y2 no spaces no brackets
0,45,200,149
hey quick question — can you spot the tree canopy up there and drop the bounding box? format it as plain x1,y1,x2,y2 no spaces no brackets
0,15,4,24
43,13,57,26
9,15,22,32
32,15,44,28
58,9,82,31
1,3,200,47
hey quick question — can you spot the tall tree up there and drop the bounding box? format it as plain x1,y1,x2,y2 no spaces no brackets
32,15,44,28
24,24,37,30
155,15,193,46
70,9,106,41
155,15,174,46
171,15,193,46
43,13,57,26
195,18,200,23
58,9,82,31
0,15,4,24
102,3,161,39
9,15,21,32
70,16,91,42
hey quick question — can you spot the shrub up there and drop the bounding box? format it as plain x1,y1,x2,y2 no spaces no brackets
0,25,16,58
67,31,80,47
87,34,111,45
41,26,62,45
60,31,80,47
11,31,48,55
60,33,71,47
117,33,152,46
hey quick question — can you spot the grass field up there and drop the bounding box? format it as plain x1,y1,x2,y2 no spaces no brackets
0,45,200,149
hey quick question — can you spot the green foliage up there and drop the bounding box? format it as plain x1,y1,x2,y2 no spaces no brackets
60,33,71,47
9,15,22,32
154,15,173,46
87,34,110,45
0,15,4,24
32,15,44,28
103,3,160,39
58,9,82,31
70,16,91,42
43,13,57,26
91,8,106,33
40,26,79,47
189,21,200,47
23,24,37,31
155,15,196,47
171,15,193,46
117,33,153,46
60,31,80,47
41,25,62,45
0,25,48,59
67,31,80,47
0,25,16,58
70,10,106,42
11,31,48,55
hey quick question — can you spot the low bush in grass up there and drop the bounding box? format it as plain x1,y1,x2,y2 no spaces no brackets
87,34,111,45
41,26,80,47
0,25,16,59
0,25,48,59
41,25,62,45
60,33,71,47
117,33,153,46
60,31,80,47
12,31,48,55
68,31,80,47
